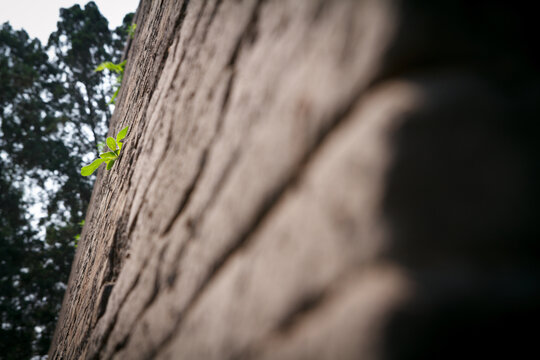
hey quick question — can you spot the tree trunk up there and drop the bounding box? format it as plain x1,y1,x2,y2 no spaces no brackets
49,0,539,359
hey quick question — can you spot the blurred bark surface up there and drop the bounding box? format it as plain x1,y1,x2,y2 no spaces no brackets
50,0,539,359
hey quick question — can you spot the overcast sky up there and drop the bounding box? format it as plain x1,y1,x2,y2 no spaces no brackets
0,0,140,44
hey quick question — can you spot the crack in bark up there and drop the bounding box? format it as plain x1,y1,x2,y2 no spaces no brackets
127,0,257,245
163,147,239,290
160,65,236,237
95,283,116,325
156,0,190,80
150,65,374,360
162,149,208,235
141,2,270,357
156,0,258,245
228,0,263,67
113,42,242,360
88,2,213,357
124,0,191,235
233,265,379,360
87,257,147,360
169,0,209,90
201,0,223,44
127,0,211,240
191,147,241,237
274,290,328,334
104,239,173,358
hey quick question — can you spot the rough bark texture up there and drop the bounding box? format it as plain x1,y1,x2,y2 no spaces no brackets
50,1,539,359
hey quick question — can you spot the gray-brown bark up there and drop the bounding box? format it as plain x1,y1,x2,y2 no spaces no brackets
50,1,539,359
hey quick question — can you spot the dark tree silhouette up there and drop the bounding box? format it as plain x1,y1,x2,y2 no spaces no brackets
0,2,133,357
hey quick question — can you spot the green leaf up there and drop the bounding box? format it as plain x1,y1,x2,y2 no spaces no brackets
95,61,125,74
116,126,129,143
117,126,129,140
128,23,137,38
117,141,123,150
97,59,126,104
106,159,115,170
106,137,117,151
81,158,105,176
99,151,117,161
95,61,116,72
108,86,120,104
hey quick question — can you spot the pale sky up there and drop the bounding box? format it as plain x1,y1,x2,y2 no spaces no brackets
0,0,140,44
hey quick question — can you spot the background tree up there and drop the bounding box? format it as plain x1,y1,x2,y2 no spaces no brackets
0,2,132,357
0,163,38,359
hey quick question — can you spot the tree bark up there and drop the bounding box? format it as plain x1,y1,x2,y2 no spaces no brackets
49,0,539,359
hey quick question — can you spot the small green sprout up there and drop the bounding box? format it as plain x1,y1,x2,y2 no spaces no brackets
74,220,85,248
95,60,127,104
81,126,129,176
127,23,137,39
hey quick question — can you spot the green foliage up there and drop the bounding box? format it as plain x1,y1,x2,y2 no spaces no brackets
95,59,127,104
99,151,117,161
127,23,137,39
73,220,84,247
106,159,116,170
81,126,129,176
109,86,121,105
1,3,133,357
106,136,117,151
116,125,128,142
95,59,126,74
80,158,105,176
